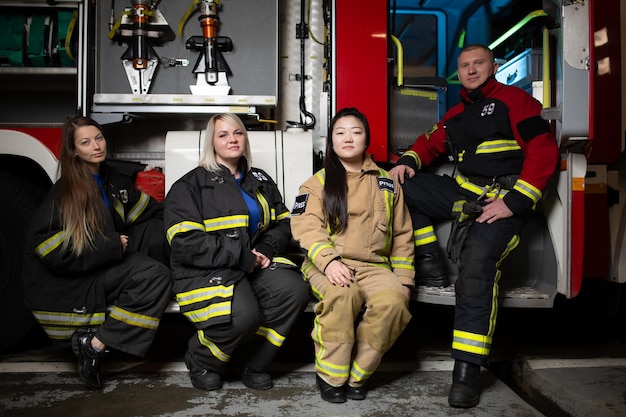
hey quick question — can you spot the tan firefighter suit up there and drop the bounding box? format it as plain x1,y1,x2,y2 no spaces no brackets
291,155,415,387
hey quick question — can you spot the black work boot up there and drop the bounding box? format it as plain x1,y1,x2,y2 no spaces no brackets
185,351,222,391
415,250,449,287
316,374,346,403
448,360,481,408
345,383,368,400
238,365,273,390
73,331,107,390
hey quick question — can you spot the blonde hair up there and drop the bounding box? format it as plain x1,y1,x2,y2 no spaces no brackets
199,113,252,173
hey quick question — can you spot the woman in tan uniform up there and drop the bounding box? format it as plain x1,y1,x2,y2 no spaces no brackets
290,107,415,403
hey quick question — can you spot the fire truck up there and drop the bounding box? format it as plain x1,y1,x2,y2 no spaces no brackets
0,0,623,351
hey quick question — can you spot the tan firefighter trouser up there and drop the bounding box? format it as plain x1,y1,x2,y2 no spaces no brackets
307,260,412,387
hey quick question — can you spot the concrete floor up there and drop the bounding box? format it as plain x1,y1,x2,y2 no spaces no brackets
2,298,626,416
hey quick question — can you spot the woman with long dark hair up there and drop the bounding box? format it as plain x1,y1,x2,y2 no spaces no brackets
23,116,172,390
290,107,415,403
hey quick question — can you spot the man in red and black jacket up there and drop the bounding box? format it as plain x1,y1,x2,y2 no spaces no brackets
390,43,559,408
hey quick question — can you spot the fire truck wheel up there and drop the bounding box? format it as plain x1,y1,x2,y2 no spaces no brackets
0,173,43,353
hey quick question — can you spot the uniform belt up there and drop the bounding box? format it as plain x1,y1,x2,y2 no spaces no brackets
465,174,518,190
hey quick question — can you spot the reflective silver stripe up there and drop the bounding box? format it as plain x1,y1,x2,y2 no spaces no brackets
166,221,204,243
308,241,334,264
198,330,230,362
204,215,248,231
109,305,160,330
349,361,372,382
413,225,437,247
35,231,66,257
113,199,124,220
126,192,150,224
390,256,413,271
475,139,521,154
452,329,491,356
32,310,106,326
182,301,231,324
176,285,234,307
513,179,542,203
255,326,285,347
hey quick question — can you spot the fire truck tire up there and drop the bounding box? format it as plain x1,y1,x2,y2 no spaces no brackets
0,173,43,353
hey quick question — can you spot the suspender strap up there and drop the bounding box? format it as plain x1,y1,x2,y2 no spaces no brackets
57,10,77,66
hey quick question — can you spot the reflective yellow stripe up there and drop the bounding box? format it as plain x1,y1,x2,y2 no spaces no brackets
32,310,105,340
35,231,66,257
454,232,521,355
126,192,150,224
256,191,271,234
452,200,466,214
109,305,160,330
301,261,318,293
308,241,334,264
390,255,414,271
32,310,106,326
182,301,231,324
166,221,204,243
413,225,437,247
311,292,350,379
490,233,521,335
452,330,492,356
198,329,230,363
255,326,285,347
378,170,394,253
315,170,326,185
402,150,422,169
113,199,124,221
176,285,234,306
456,175,510,200
273,256,297,267
204,215,248,232
350,360,373,382
277,210,290,220
316,357,349,378
475,139,521,154
38,326,80,340
513,179,542,204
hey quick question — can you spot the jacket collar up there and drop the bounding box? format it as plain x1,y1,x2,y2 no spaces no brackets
360,154,380,174
459,76,499,104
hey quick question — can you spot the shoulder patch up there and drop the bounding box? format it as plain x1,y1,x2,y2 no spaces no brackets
252,170,270,182
377,177,395,193
291,193,309,215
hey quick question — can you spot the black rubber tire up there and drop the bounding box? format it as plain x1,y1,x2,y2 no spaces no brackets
0,172,46,353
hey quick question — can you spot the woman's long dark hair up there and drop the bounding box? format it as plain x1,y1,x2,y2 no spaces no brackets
59,117,108,254
323,107,370,234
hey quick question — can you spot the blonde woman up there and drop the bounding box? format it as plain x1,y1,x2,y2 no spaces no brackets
164,113,309,391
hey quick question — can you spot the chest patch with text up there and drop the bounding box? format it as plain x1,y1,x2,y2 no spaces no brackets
291,193,309,215
377,177,395,193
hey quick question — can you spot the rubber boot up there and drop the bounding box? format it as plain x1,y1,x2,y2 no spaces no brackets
415,250,449,287
448,360,481,408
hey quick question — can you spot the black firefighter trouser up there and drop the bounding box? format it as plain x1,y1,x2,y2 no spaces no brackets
186,266,310,375
401,172,526,365
97,251,173,357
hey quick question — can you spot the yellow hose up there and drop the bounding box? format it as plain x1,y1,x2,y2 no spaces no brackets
542,27,550,108
390,35,403,86
178,0,201,38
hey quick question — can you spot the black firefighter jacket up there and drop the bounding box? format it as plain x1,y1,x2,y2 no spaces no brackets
22,162,165,331
164,163,293,329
